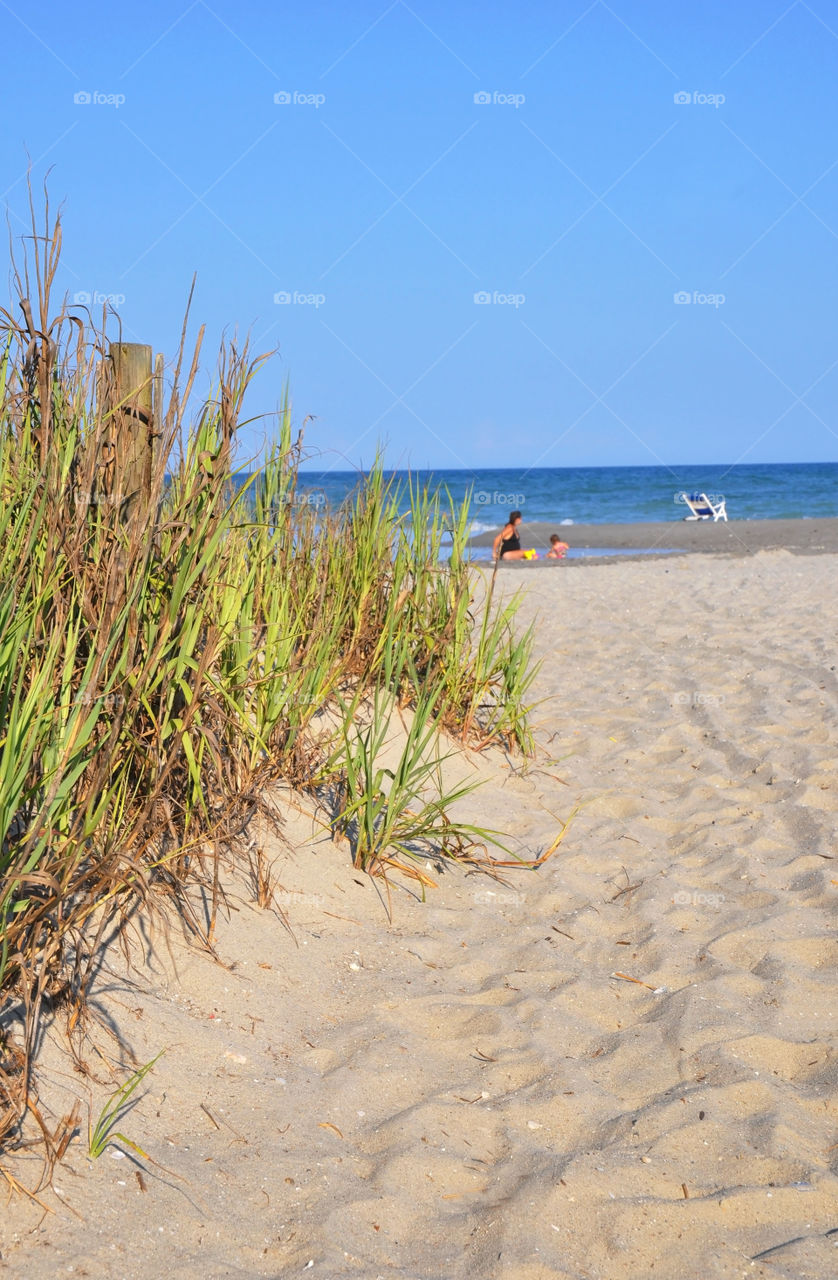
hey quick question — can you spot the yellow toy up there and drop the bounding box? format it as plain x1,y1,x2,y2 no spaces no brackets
522,549,539,560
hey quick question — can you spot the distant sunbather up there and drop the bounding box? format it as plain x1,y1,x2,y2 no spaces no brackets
493,510,529,561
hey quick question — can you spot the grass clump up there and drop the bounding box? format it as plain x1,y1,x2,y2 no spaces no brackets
0,192,539,1171
88,1052,163,1161
330,674,506,884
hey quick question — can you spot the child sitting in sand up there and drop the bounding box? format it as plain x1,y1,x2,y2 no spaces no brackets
546,534,569,559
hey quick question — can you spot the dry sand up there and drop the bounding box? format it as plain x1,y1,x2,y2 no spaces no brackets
2,547,837,1280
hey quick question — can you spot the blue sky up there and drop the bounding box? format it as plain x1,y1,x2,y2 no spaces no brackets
2,0,837,470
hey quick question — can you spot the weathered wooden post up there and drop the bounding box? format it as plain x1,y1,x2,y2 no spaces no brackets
153,351,165,467
107,342,154,525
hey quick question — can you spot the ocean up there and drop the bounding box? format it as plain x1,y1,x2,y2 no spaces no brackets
294,462,838,532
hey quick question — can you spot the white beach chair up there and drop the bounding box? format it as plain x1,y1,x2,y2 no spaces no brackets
679,492,727,522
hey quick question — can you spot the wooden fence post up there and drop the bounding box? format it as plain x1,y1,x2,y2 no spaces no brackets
107,342,153,524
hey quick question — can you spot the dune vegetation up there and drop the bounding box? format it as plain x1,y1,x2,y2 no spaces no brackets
0,195,538,1181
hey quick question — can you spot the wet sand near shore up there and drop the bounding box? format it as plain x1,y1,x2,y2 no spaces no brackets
470,516,838,559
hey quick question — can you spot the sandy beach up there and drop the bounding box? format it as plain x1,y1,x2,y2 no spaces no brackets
3,544,837,1280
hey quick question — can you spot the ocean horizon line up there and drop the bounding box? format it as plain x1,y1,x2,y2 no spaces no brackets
293,460,836,475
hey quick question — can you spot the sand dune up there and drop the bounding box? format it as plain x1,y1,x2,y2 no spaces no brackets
3,548,837,1280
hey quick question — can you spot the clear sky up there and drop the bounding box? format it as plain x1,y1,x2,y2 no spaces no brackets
2,1,837,470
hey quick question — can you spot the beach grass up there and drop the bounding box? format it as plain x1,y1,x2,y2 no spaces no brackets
87,1051,163,1161
0,197,537,1169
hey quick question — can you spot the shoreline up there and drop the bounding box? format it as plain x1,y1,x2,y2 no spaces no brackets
469,515,838,558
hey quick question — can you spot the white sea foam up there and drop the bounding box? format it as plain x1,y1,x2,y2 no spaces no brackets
560,518,574,525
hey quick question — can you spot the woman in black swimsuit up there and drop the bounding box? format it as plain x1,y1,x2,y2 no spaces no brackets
492,509,526,561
